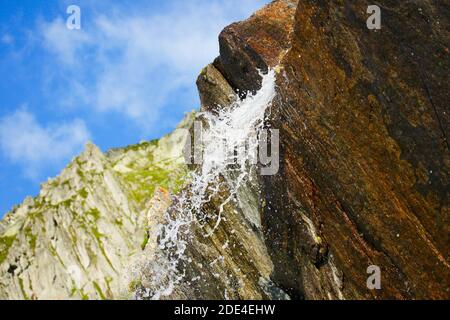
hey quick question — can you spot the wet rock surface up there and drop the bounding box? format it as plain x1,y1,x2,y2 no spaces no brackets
199,0,449,299
261,0,449,299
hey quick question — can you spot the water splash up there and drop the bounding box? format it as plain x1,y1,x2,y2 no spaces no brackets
134,70,276,299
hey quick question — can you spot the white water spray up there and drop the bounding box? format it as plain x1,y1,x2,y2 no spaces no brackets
134,70,277,299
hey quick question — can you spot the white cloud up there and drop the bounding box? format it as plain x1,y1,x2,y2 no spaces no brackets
0,109,90,179
41,17,92,65
39,0,268,134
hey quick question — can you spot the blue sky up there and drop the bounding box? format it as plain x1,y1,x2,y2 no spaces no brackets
0,0,268,217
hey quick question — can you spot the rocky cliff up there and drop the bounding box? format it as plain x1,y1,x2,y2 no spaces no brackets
192,0,449,299
261,0,449,299
0,114,194,299
0,0,448,300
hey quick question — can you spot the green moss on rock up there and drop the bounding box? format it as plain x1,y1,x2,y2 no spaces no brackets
24,226,37,252
18,277,30,300
93,281,106,300
79,188,88,199
0,235,16,264
140,232,149,250
87,208,101,221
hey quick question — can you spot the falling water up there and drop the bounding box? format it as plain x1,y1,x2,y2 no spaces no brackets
134,70,276,299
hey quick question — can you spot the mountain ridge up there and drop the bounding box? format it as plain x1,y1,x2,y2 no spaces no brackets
0,112,194,299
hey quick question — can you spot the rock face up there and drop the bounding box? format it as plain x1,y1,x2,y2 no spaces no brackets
1,0,448,300
213,0,297,95
196,64,236,113
266,0,449,300
196,0,449,299
0,114,194,299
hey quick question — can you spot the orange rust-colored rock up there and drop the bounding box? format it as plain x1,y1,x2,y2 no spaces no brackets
212,0,298,96
198,0,449,299
261,0,449,299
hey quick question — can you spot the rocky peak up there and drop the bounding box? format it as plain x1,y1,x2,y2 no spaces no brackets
0,114,193,299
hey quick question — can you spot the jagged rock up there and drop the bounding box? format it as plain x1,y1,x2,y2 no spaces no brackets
213,0,297,95
196,64,236,112
194,0,449,300
167,171,277,300
0,114,194,299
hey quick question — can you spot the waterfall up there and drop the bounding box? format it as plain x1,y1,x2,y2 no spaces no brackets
133,70,276,300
